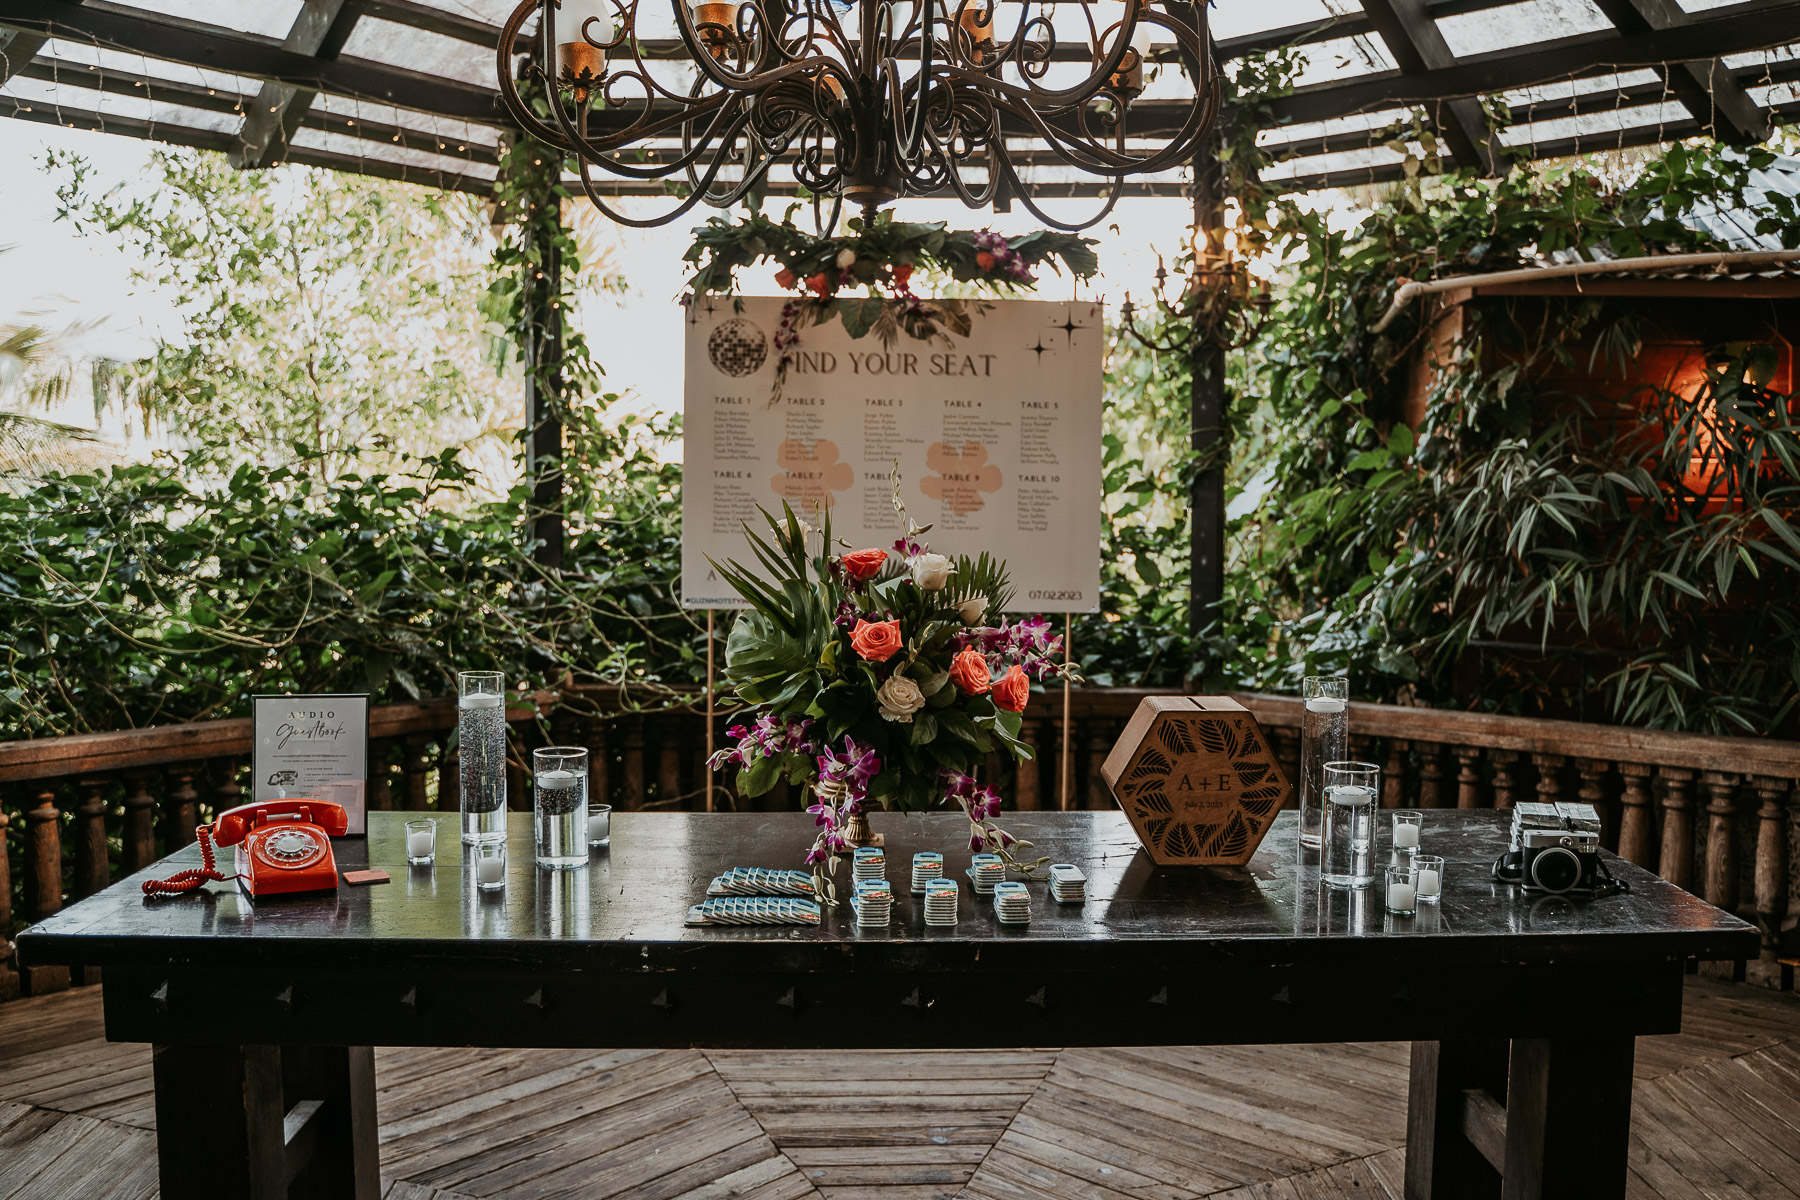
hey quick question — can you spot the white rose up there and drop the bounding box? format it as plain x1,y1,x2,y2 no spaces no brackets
836,248,857,270
877,674,926,723
910,553,954,591
955,596,987,625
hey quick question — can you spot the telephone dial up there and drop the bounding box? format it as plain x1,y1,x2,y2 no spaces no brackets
144,800,348,899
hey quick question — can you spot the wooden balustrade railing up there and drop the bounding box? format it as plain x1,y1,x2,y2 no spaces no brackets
3,686,1797,1001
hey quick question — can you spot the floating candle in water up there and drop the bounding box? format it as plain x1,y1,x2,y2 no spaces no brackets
1305,696,1347,713
1386,881,1416,912
459,692,503,710
537,769,575,791
1393,823,1420,850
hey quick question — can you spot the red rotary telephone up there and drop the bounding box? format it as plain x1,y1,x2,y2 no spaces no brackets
144,800,348,899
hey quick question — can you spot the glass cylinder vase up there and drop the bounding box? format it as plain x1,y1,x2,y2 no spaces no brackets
533,746,589,869
458,671,508,844
1321,760,1380,889
1299,676,1349,849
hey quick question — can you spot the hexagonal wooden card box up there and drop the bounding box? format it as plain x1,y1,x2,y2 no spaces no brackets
1100,696,1293,866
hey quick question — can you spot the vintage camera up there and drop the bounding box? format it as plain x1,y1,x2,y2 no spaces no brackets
1492,802,1623,896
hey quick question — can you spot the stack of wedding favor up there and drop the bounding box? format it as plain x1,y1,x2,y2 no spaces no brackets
851,878,894,927
992,880,1031,925
968,853,1005,894
685,867,823,926
1049,863,1086,904
911,851,943,894
923,877,959,926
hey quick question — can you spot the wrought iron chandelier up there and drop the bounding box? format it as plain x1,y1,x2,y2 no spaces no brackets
495,0,1221,229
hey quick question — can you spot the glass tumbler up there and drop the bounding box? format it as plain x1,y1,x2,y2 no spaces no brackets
588,802,613,848
533,746,589,870
405,818,436,866
1392,810,1423,855
1414,855,1444,904
473,841,507,891
1321,761,1380,889
458,671,507,844
1300,676,1350,848
1385,863,1418,915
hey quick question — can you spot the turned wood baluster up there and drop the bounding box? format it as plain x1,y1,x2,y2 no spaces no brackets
164,767,199,849
26,784,62,922
1087,719,1113,811
1658,767,1696,890
1701,771,1742,913
1752,777,1791,948
588,720,613,812
1014,728,1040,811
1270,728,1302,807
214,757,242,823
658,719,682,806
402,736,431,812
1350,735,1378,770
368,739,394,812
1532,754,1566,804
1416,744,1447,809
0,806,12,983
1617,763,1655,869
622,718,646,810
72,777,109,901
1382,740,1410,809
1455,747,1484,809
121,771,157,875
1576,759,1614,850
1488,751,1521,809
436,744,456,813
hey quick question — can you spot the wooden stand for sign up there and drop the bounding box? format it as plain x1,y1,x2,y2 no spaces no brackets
1099,696,1292,866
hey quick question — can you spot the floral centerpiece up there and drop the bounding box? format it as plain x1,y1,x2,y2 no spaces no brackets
706,490,1071,894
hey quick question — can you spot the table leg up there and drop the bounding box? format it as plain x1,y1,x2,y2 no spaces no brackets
1405,1038,1509,1200
152,1043,380,1200
1501,1036,1634,1200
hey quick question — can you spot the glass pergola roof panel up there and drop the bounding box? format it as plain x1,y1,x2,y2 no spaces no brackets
337,18,494,89
1498,99,1694,149
97,0,307,40
1208,0,1360,41
1435,0,1613,58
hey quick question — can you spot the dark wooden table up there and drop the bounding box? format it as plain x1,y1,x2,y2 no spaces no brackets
17,810,1756,1200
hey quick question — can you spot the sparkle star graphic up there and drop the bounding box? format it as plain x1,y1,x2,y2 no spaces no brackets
1057,306,1092,343
1026,336,1053,362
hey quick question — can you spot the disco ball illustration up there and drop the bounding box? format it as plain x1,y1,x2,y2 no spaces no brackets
707,318,768,378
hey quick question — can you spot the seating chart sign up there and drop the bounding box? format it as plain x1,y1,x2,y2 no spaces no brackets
682,296,1103,612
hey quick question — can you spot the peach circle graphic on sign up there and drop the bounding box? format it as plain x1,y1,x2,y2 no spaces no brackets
771,439,854,509
921,441,1003,515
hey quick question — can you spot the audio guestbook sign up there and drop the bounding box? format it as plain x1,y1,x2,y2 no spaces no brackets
681,296,1103,612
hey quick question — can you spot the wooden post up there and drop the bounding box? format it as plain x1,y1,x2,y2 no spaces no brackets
368,739,394,812
0,809,15,1002
622,717,646,810
1489,750,1521,809
1014,742,1040,811
1086,717,1111,811
658,721,682,806
214,756,243,819
72,776,110,901
436,746,457,813
1701,771,1741,913
1416,743,1446,809
165,767,199,848
1659,767,1696,890
26,784,62,922
402,735,431,811
1455,746,1485,809
1382,740,1410,809
1405,1038,1509,1200
1531,753,1565,803
1502,1036,1635,1200
1617,763,1655,869
1752,776,1790,948
1576,758,1613,849
588,719,612,813
1060,614,1073,811
122,770,158,875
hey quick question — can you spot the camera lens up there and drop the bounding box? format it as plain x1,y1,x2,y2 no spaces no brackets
1529,846,1582,894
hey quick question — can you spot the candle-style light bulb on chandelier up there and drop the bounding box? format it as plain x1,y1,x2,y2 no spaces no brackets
495,0,1222,229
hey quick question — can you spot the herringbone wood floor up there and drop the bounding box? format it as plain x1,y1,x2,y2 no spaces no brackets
0,977,1797,1199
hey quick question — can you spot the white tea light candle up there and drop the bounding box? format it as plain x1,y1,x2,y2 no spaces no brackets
477,855,504,886
1414,856,1444,904
407,830,433,858
1418,868,1440,894
537,769,575,790
404,818,435,865
1393,823,1420,849
1387,880,1416,911
1304,696,1346,714
458,692,503,710
588,802,612,847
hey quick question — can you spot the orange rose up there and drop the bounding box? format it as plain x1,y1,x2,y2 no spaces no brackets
839,548,887,581
807,272,830,296
850,618,903,663
774,267,797,289
891,262,914,287
975,250,996,271
949,648,991,696
992,664,1029,712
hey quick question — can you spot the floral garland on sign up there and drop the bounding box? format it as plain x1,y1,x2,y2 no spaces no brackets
683,210,1099,404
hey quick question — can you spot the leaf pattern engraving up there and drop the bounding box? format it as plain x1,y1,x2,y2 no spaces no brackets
1115,711,1292,866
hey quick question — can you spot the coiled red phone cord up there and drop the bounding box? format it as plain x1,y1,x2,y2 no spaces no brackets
142,824,239,897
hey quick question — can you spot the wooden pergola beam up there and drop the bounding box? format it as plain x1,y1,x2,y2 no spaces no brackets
1357,0,1506,175
230,0,369,170
1588,0,1769,144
